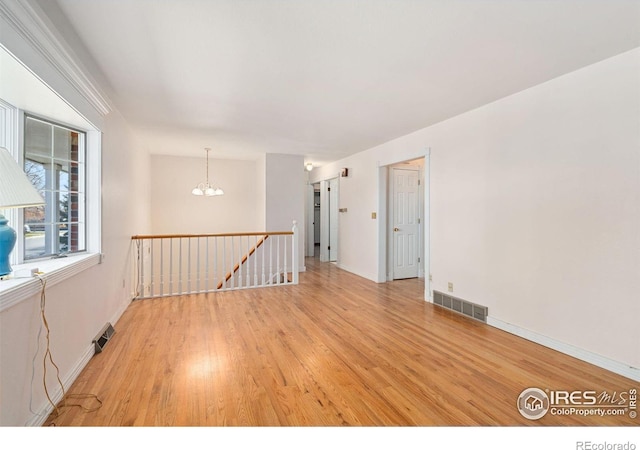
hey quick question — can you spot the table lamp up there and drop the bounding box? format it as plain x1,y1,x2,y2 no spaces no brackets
0,146,45,277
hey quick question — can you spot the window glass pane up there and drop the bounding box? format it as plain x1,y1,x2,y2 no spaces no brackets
24,159,47,191
23,116,86,260
56,224,69,254
25,118,51,160
58,191,69,223
24,205,45,227
56,161,83,192
58,167,69,192
53,127,71,161
24,223,45,259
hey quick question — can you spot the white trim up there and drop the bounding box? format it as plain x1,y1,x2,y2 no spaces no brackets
0,98,18,151
0,0,112,117
423,147,431,302
487,316,640,382
305,183,315,257
0,252,101,312
25,289,132,426
11,109,25,266
375,148,431,298
86,130,102,254
25,342,94,426
335,261,378,284
0,99,21,267
376,165,388,283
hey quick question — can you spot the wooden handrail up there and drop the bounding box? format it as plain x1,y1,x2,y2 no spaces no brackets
132,221,298,298
217,235,269,289
132,231,292,240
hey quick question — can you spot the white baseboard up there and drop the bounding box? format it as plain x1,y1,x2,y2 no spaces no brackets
336,262,377,283
27,296,132,426
487,316,640,383
26,343,95,426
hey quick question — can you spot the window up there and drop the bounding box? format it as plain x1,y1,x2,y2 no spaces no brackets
0,46,102,307
23,116,86,260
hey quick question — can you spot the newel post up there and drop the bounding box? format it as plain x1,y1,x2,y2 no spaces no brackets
292,220,299,284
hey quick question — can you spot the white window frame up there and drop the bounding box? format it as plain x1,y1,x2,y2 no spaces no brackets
0,100,102,311
22,113,88,261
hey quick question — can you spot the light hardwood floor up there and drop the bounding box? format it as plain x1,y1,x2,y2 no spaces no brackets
44,257,638,426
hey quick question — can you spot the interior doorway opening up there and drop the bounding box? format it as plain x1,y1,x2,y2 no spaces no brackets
313,183,320,257
385,158,426,283
320,178,338,262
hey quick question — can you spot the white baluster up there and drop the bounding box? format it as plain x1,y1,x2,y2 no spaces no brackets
292,220,299,285
261,235,266,286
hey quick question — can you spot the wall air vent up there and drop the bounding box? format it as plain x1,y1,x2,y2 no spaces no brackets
93,322,115,353
433,291,488,323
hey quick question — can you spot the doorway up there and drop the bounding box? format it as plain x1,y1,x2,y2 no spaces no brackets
320,177,338,262
388,161,423,280
310,183,321,257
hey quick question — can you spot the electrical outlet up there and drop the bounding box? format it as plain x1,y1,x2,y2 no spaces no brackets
448,282,453,292
429,274,432,281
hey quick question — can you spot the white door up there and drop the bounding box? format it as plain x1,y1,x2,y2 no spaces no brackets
392,168,419,279
319,178,339,263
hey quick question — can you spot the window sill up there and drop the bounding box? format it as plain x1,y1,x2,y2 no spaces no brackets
0,253,101,313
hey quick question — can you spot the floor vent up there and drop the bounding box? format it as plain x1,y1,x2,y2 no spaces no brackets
93,322,115,353
433,291,488,323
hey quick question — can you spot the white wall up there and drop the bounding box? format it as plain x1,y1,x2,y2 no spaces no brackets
255,154,266,229
264,153,306,270
0,108,150,426
311,48,640,374
0,2,151,425
311,146,428,282
334,155,381,280
150,155,261,234
149,153,305,275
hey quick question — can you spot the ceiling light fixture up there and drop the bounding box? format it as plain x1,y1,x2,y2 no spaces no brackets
305,162,313,171
192,147,224,196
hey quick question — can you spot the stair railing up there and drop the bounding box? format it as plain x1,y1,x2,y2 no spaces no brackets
131,221,298,299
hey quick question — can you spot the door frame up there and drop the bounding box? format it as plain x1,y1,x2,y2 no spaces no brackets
319,177,339,263
388,165,422,280
305,183,315,257
377,149,431,302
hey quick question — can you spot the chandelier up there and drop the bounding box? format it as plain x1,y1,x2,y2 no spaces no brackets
192,147,224,196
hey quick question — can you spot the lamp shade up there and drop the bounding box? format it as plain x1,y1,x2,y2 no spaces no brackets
0,147,45,276
0,147,44,209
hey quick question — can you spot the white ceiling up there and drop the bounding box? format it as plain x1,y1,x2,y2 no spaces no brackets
50,0,640,164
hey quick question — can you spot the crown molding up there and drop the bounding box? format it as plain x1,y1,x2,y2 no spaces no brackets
0,0,112,116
